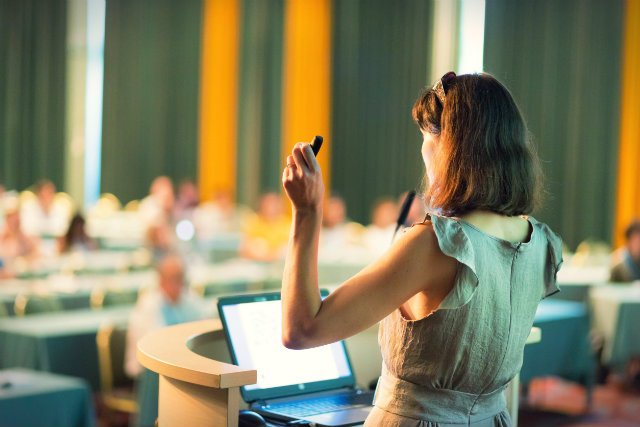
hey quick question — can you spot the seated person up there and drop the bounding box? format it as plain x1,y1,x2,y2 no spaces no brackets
125,254,207,378
57,213,97,253
20,180,71,237
399,191,426,226
240,192,291,261
318,195,366,258
145,219,176,264
610,220,640,282
320,194,349,248
173,179,199,221
362,197,398,258
193,189,251,237
0,204,39,261
139,176,175,225
0,257,13,279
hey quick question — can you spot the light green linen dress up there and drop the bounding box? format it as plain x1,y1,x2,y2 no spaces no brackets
365,214,563,426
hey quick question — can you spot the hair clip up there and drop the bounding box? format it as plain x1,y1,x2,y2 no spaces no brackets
432,71,456,104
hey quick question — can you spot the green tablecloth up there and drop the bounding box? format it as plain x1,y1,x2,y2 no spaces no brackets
0,271,154,316
133,370,159,427
554,265,610,303
521,299,595,386
590,284,640,369
0,307,131,390
0,368,95,427
0,293,95,316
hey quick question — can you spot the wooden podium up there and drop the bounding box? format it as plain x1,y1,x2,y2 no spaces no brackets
138,319,539,427
137,319,256,427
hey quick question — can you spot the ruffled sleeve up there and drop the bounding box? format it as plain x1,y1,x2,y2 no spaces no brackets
428,214,480,310
537,221,564,299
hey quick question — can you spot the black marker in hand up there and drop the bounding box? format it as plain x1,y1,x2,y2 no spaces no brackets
310,136,323,156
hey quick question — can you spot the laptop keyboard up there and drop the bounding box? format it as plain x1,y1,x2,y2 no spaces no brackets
263,392,371,418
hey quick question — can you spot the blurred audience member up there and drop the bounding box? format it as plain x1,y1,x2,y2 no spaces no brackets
57,213,97,253
362,197,398,257
139,176,175,224
145,220,175,263
125,254,206,378
0,184,6,213
240,192,290,261
610,220,640,282
194,190,250,238
400,191,426,226
321,195,348,246
318,195,368,260
0,205,39,261
174,179,199,220
21,180,71,237
0,257,13,279
0,184,7,233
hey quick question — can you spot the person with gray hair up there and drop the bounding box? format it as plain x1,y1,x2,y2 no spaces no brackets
125,254,207,378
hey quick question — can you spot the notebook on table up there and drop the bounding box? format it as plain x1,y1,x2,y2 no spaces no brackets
217,291,374,427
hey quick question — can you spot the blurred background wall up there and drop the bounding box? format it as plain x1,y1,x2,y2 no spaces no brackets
1,0,639,249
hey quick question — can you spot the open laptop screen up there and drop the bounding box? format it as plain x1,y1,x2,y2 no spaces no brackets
217,291,356,402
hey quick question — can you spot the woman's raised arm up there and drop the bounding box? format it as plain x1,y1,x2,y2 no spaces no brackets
281,143,457,349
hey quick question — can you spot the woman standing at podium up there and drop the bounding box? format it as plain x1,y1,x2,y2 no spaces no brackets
280,72,562,427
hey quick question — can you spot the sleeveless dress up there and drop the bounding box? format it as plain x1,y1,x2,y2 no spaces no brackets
364,214,563,426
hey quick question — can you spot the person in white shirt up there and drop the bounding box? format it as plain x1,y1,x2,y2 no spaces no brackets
362,197,399,258
20,180,71,237
318,195,369,261
138,176,175,225
193,190,251,238
125,254,207,378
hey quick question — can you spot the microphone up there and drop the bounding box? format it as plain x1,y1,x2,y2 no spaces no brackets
392,190,416,243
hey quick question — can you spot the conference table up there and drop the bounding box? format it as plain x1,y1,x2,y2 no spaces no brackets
0,270,155,316
555,265,610,303
0,368,95,427
12,249,152,279
521,299,595,392
0,259,278,317
0,307,131,390
590,283,640,370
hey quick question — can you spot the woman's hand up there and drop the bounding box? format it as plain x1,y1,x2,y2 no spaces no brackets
282,142,324,214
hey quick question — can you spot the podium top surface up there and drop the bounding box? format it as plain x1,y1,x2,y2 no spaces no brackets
137,319,257,389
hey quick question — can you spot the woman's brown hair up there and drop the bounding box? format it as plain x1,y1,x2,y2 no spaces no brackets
412,73,541,217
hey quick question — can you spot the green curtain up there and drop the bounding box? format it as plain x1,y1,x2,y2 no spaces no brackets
330,0,433,223
235,0,285,207
101,0,202,203
484,0,624,248
0,0,67,191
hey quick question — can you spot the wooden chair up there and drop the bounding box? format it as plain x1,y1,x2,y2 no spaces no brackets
90,288,139,310
96,323,138,423
124,200,140,212
53,192,76,216
14,294,63,316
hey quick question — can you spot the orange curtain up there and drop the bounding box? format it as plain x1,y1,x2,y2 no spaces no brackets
281,0,332,195
198,0,240,201
614,0,640,247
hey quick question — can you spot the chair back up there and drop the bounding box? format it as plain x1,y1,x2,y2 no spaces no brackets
96,193,122,212
91,288,138,310
14,294,63,316
124,200,140,212
97,323,133,393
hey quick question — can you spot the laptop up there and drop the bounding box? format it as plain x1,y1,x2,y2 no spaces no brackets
217,291,374,426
